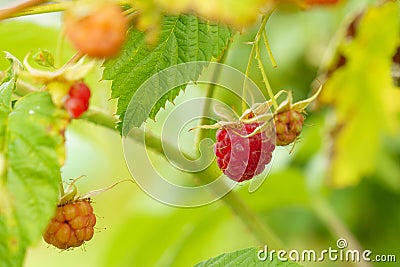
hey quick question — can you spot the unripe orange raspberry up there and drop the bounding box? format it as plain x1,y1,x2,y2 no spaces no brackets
43,199,96,249
64,3,128,58
274,110,305,146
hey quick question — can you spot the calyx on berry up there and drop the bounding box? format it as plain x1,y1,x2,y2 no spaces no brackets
19,51,95,117
23,52,95,84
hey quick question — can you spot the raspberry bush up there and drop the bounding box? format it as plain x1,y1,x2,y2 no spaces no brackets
0,0,399,267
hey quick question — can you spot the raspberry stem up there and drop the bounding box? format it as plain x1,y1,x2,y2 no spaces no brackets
195,45,229,150
0,0,132,20
242,41,256,113
0,1,65,20
0,0,49,20
262,30,277,68
55,27,66,68
59,179,64,197
242,11,278,113
255,41,279,110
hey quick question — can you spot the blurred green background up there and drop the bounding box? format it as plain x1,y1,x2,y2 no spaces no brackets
0,0,399,266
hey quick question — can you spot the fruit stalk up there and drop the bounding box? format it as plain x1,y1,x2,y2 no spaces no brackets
242,11,278,113
0,0,49,20
195,45,229,151
59,179,64,197
262,30,277,68
255,42,278,110
242,39,257,113
0,0,132,20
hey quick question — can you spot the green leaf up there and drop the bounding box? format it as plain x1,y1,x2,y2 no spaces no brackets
0,79,13,152
3,52,23,82
193,247,303,267
103,15,233,129
321,2,400,187
0,91,66,266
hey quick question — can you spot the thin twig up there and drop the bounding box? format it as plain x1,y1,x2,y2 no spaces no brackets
262,30,277,68
65,52,84,65
242,43,257,113
2,0,133,20
0,0,49,20
255,42,278,110
195,44,230,149
241,11,276,113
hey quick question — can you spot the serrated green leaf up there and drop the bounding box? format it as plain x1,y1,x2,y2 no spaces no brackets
193,247,303,267
103,15,233,130
0,91,66,266
321,2,400,187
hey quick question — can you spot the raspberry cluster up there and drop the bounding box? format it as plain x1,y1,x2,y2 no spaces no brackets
215,123,275,182
274,110,305,146
43,199,96,249
64,82,91,119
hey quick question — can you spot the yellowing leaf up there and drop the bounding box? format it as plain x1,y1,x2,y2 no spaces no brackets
321,2,400,187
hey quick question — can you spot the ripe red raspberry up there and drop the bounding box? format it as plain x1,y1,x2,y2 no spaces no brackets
64,97,89,119
274,110,305,146
64,3,128,58
69,82,91,102
64,82,91,118
214,123,275,182
43,199,96,249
